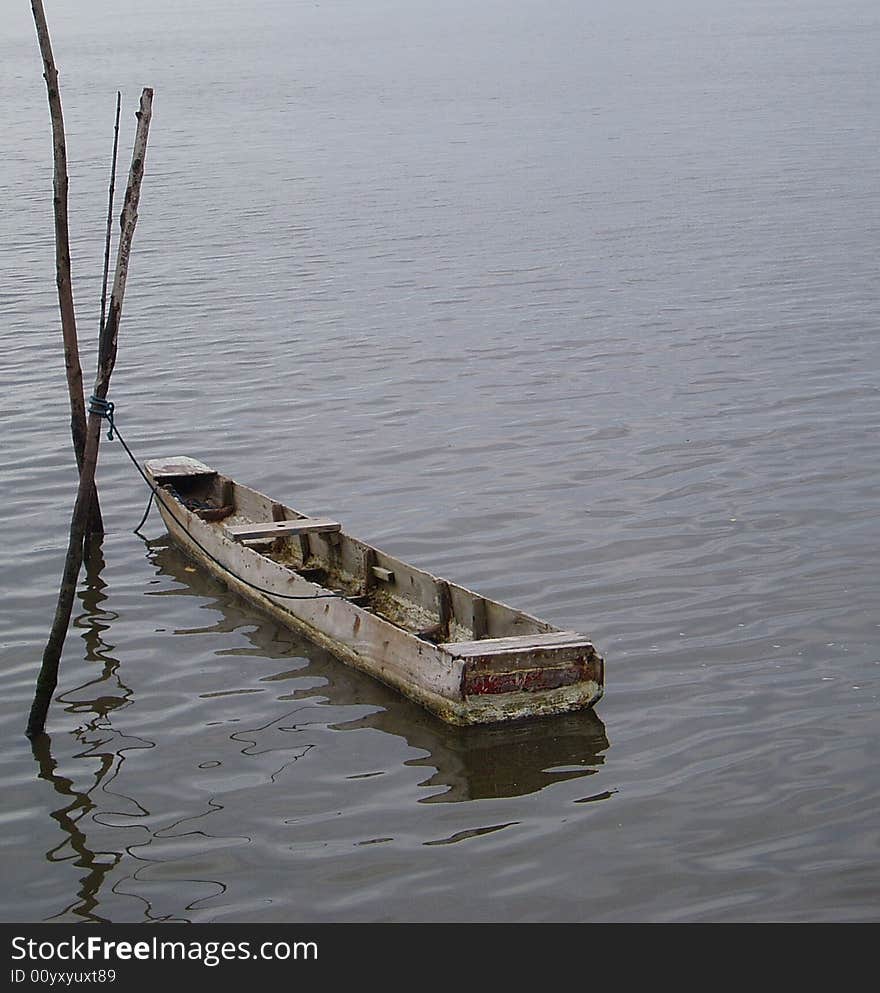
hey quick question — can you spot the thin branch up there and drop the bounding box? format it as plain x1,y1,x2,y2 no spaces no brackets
100,91,122,335
96,89,153,392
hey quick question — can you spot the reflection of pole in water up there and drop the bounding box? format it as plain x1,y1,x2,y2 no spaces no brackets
31,733,120,923
31,536,153,922
77,538,116,661
63,538,132,720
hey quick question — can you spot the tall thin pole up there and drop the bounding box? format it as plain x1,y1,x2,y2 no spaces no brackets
30,0,103,535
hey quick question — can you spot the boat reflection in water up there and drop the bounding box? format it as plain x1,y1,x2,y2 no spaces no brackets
151,538,610,804
399,710,608,804
30,537,611,923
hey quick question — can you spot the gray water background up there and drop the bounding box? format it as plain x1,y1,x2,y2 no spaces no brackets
1,0,878,922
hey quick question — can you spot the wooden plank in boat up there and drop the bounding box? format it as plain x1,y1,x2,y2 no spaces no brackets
439,631,588,658
471,597,489,640
226,518,342,542
145,456,216,480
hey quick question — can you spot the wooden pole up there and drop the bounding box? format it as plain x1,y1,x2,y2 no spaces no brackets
27,88,154,740
30,0,103,536
100,92,122,337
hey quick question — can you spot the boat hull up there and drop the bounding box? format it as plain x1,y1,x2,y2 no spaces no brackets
146,458,604,725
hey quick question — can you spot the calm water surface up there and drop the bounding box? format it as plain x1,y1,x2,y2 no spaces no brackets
1,0,878,922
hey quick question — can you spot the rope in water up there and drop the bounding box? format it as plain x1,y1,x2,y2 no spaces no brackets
89,397,344,601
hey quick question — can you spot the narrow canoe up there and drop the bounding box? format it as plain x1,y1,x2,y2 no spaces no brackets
144,456,604,726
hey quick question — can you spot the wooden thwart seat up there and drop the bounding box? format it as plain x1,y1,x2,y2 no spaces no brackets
226,517,341,542
439,631,589,657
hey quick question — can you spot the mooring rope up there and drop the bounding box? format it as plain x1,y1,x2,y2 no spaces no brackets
88,395,116,439
132,489,154,538
90,400,344,601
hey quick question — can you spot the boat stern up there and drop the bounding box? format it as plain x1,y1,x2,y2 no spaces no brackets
439,633,604,725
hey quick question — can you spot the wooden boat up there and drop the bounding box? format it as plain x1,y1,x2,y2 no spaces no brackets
144,456,604,726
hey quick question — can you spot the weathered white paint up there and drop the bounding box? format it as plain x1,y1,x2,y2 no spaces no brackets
226,518,341,541
440,631,590,657
144,456,215,479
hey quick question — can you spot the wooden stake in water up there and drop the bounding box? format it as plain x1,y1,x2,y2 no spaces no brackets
27,89,154,739
30,0,103,536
